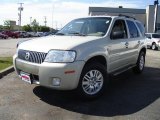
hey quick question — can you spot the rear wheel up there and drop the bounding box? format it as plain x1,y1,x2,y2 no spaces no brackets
77,63,108,99
133,51,145,74
152,43,157,50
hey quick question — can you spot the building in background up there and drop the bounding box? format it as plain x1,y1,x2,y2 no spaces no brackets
89,5,160,33
146,5,160,33
9,20,16,26
7,20,21,31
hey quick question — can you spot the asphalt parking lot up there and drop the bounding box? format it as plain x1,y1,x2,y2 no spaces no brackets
0,49,160,120
0,38,32,57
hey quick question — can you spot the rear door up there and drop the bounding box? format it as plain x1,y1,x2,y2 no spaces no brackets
126,20,143,64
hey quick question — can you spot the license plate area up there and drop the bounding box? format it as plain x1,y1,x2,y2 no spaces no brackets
20,71,31,84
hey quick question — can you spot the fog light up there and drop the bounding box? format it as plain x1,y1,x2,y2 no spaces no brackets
52,78,61,86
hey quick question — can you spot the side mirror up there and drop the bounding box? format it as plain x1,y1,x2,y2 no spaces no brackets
148,37,151,39
111,31,125,40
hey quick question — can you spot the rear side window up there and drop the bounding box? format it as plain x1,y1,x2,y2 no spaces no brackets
126,20,140,38
145,34,151,38
136,22,145,36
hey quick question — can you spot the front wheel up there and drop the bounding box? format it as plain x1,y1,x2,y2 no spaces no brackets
133,51,145,74
77,63,108,99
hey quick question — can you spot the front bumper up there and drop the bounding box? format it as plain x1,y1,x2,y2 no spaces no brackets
13,54,85,90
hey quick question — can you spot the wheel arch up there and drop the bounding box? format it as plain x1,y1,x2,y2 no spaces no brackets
83,55,107,69
140,47,146,55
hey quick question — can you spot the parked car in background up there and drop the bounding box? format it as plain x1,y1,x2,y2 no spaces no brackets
15,31,30,38
0,33,8,39
27,32,42,37
36,32,44,37
27,32,34,37
145,33,160,50
43,32,51,36
2,31,19,38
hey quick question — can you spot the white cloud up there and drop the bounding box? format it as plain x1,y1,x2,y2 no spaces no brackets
0,1,143,29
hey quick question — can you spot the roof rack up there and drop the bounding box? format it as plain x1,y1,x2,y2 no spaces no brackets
118,14,136,20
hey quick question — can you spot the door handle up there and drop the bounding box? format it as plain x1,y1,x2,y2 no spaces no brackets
138,41,141,45
125,42,129,48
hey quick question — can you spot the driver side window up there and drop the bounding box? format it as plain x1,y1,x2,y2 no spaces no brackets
110,20,128,40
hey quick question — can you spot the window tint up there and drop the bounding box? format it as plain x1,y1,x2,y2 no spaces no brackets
127,20,139,38
110,20,127,40
136,22,145,36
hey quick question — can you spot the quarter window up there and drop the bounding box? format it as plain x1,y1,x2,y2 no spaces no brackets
127,20,140,38
136,22,145,36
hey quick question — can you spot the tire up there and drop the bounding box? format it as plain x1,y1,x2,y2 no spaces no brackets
133,51,145,74
77,63,108,99
152,43,157,50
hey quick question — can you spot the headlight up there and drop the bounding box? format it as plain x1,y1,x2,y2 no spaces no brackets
44,50,76,63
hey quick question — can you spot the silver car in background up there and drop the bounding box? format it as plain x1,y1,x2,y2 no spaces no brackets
145,33,160,50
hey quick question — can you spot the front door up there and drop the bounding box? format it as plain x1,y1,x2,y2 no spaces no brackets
108,19,129,73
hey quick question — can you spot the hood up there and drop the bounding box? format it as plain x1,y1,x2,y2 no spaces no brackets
18,35,101,53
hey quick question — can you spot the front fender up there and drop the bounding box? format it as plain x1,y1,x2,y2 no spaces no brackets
76,46,109,63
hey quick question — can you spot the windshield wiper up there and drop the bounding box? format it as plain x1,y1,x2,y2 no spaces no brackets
68,32,86,36
55,33,65,35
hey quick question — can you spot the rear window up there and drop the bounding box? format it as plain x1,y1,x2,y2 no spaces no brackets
152,34,160,38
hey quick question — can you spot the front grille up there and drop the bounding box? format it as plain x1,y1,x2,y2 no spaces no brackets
18,49,47,64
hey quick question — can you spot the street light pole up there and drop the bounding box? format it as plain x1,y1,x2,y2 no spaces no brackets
154,0,159,33
52,4,54,29
18,3,24,28
44,16,47,26
30,17,32,25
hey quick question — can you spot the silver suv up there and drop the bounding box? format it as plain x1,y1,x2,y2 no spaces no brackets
145,33,160,50
13,15,146,99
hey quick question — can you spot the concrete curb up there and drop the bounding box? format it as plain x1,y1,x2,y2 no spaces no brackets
0,66,14,79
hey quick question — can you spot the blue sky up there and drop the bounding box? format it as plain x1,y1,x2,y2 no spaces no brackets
0,0,154,5
0,0,155,28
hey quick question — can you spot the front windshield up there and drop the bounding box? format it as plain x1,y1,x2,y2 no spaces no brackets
152,34,160,38
57,17,111,37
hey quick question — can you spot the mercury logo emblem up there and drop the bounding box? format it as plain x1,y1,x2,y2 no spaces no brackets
25,52,30,60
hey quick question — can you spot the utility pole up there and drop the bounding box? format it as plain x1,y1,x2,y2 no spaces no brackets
30,17,32,26
52,4,54,29
154,0,159,33
18,3,24,28
44,16,47,26
55,21,57,30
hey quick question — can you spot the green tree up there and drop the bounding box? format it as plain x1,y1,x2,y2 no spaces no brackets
39,26,50,32
22,25,32,32
0,25,4,31
31,19,39,32
4,20,13,30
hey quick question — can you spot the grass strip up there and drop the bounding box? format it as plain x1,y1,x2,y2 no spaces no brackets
0,57,13,71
